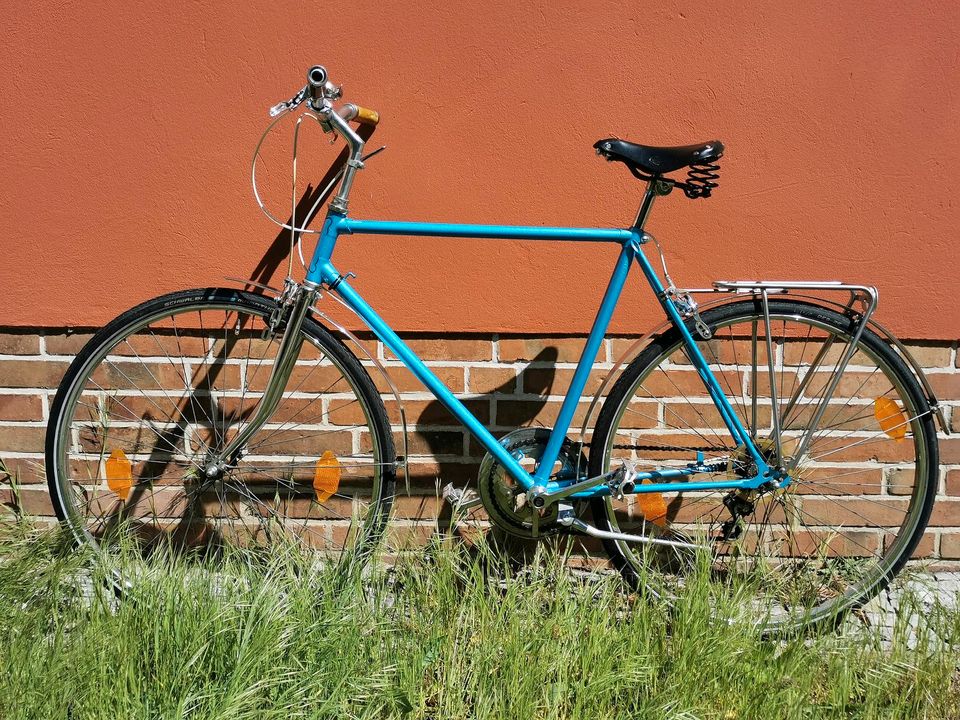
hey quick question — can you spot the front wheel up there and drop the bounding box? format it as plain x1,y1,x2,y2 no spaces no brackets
45,288,396,556
589,299,938,634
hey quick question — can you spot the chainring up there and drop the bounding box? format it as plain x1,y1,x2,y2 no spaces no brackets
477,427,587,539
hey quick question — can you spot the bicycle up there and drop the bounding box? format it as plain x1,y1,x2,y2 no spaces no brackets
45,65,946,634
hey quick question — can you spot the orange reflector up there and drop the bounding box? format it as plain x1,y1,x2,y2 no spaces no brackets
105,449,133,500
874,397,907,440
313,450,341,502
636,481,668,526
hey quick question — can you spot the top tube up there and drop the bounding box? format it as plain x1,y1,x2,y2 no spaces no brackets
337,216,635,243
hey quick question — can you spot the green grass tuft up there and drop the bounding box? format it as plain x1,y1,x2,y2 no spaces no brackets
0,523,957,719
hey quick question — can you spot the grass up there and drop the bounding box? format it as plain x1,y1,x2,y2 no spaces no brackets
0,522,958,720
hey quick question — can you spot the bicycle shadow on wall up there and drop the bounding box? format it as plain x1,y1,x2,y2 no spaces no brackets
239,133,565,559
418,347,566,562
161,124,565,562
242,142,568,561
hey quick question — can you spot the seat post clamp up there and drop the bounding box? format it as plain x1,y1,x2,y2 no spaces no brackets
654,179,674,196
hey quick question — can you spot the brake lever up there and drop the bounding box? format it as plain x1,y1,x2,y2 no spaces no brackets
269,85,309,117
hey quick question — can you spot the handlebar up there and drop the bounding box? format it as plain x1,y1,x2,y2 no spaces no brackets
336,103,380,127
270,65,380,127
265,64,378,214
307,65,328,88
307,64,380,127
269,64,379,127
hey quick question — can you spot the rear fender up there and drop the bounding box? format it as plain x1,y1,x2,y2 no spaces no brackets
578,289,947,452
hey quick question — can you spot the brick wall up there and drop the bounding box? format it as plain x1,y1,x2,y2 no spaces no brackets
1,328,958,565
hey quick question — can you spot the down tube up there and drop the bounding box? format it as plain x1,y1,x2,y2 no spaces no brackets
328,278,536,488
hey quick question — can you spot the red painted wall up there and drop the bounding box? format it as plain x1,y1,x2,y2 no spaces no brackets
2,1,958,338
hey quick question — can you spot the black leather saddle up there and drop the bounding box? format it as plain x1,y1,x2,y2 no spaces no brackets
593,138,724,176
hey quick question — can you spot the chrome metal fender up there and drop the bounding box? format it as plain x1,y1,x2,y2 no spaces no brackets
226,277,413,492
577,283,947,451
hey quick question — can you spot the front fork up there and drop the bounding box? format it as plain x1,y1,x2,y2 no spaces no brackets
202,281,318,477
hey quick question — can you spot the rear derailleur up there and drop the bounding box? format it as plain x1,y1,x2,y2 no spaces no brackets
715,477,782,542
716,489,757,542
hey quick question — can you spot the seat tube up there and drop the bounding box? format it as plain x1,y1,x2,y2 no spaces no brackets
534,239,637,482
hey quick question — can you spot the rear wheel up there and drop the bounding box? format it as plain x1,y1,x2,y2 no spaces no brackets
45,288,395,556
589,299,938,634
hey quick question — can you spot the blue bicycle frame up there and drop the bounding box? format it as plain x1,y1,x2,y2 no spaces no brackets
304,209,774,500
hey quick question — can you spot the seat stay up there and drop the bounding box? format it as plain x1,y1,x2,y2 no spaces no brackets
631,241,769,470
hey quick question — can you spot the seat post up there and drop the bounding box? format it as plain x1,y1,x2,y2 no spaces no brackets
632,180,660,230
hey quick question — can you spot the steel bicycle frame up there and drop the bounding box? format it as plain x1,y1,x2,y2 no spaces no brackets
299,209,775,500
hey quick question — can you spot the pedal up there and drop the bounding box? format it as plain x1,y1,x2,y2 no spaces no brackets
441,483,482,512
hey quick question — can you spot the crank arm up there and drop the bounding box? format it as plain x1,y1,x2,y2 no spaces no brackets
441,483,483,512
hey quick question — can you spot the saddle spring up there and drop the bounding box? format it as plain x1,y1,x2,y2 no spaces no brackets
680,161,721,199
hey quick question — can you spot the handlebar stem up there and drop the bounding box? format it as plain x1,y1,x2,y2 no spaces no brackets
314,99,365,214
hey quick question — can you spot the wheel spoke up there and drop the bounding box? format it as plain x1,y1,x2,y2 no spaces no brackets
594,300,934,633
50,292,392,557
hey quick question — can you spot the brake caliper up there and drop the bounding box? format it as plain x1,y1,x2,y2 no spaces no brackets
264,279,300,339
